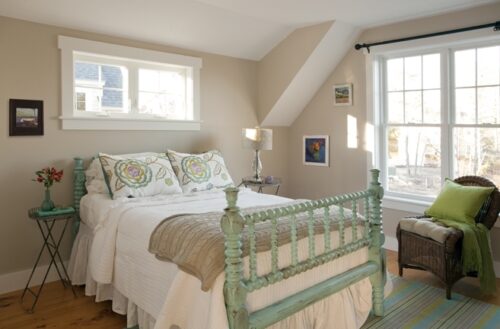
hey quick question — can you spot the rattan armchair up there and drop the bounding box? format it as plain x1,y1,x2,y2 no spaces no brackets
397,176,500,299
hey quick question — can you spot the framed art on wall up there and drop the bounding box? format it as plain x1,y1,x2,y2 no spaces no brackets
303,135,329,166
333,84,352,106
9,99,44,136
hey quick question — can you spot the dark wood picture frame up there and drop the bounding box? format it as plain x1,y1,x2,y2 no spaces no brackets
9,99,44,136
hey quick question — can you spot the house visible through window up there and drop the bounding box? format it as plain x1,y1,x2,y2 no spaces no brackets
74,62,127,112
59,36,201,130
377,42,500,202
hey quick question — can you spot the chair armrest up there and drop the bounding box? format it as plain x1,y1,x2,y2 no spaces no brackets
444,229,464,254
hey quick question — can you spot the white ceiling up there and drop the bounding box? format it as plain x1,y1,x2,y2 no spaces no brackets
0,0,497,60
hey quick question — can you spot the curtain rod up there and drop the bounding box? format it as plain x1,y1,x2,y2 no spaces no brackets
354,20,500,52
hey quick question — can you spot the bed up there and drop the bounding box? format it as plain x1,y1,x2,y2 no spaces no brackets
68,154,387,329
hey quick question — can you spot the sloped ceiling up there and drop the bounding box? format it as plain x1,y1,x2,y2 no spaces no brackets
0,0,496,60
0,0,496,127
260,21,361,126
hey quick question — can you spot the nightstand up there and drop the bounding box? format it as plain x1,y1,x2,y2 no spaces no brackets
21,207,77,312
239,177,281,195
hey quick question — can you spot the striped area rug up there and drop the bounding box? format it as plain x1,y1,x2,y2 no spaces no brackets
362,276,500,329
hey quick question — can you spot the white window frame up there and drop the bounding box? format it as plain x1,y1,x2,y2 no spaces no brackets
58,36,202,131
366,28,500,215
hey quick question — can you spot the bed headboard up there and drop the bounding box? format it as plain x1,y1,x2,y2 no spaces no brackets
73,157,86,240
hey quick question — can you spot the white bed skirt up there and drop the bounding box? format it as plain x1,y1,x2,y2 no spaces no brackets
68,223,156,329
69,223,392,329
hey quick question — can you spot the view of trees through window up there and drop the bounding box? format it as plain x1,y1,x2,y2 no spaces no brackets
384,45,500,197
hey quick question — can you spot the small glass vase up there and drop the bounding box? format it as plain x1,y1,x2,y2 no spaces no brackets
41,188,55,211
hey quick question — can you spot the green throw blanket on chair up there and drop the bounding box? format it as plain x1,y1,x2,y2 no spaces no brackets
433,218,496,294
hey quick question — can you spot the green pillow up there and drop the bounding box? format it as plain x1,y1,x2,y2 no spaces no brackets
425,179,494,225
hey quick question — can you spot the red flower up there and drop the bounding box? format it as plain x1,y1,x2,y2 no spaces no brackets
33,167,64,188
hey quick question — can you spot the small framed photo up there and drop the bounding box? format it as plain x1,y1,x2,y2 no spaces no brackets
303,135,329,167
333,84,352,106
9,99,44,136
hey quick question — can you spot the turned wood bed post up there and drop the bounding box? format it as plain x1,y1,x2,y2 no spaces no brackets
368,169,386,316
222,187,249,329
73,157,86,240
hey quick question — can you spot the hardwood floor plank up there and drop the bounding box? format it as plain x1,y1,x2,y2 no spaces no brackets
0,249,498,328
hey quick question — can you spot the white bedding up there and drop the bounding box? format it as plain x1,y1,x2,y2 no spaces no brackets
75,188,379,329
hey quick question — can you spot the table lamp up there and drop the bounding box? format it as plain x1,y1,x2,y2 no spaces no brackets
242,127,273,182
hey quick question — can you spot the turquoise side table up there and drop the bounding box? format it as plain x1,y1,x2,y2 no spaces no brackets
21,207,77,312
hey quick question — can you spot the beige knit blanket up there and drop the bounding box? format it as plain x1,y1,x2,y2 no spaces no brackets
149,202,358,291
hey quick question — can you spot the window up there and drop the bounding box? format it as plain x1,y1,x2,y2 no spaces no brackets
384,53,442,197
59,36,202,130
452,46,500,184
74,61,127,113
375,40,500,206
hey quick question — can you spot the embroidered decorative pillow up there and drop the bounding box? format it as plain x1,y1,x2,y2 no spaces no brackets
166,150,234,193
99,152,182,199
86,153,160,195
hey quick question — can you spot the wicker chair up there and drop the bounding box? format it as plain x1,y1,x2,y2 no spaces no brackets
397,176,500,299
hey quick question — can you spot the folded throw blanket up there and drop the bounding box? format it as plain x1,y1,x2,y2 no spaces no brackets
149,202,362,291
434,218,496,294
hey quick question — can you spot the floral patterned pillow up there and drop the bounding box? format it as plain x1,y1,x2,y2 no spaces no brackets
99,152,182,199
166,150,234,193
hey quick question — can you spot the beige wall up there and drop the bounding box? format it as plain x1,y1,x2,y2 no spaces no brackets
287,2,500,261
257,21,332,123
2,2,500,278
0,16,289,275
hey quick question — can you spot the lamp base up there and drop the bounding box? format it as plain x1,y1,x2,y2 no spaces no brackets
251,150,263,183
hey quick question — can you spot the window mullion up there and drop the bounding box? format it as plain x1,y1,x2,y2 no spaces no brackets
420,56,424,123
402,58,406,123
442,49,452,183
128,63,138,114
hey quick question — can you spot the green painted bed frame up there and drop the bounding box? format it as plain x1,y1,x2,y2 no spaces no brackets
72,158,385,329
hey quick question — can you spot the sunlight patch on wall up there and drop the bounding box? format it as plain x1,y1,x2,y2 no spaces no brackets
364,122,374,153
347,115,358,149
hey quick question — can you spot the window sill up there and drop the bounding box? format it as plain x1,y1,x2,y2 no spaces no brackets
60,116,201,131
383,195,500,228
382,195,431,214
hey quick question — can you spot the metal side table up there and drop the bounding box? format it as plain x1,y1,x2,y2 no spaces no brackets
21,207,77,312
240,177,281,195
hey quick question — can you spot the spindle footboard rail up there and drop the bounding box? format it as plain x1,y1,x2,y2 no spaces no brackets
221,169,385,329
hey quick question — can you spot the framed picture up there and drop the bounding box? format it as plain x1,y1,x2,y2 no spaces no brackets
333,84,352,106
9,99,44,136
303,135,329,167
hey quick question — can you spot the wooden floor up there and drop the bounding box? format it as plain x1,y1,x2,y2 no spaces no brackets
1,250,499,329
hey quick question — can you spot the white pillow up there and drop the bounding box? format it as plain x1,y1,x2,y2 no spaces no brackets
99,152,182,199
166,149,234,193
85,158,108,194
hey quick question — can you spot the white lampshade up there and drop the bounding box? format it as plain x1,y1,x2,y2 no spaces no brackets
242,128,273,150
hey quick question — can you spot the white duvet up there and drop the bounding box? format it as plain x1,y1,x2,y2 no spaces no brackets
81,188,374,329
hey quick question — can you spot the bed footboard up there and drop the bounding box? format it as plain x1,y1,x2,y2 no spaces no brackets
221,169,385,329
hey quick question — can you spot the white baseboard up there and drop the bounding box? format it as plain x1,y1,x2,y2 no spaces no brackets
383,235,500,278
383,236,399,252
495,261,500,279
0,262,68,295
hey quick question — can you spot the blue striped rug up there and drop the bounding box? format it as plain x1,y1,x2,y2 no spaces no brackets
362,276,500,329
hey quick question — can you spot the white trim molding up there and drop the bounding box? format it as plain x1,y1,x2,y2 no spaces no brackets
58,36,202,131
0,262,69,295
